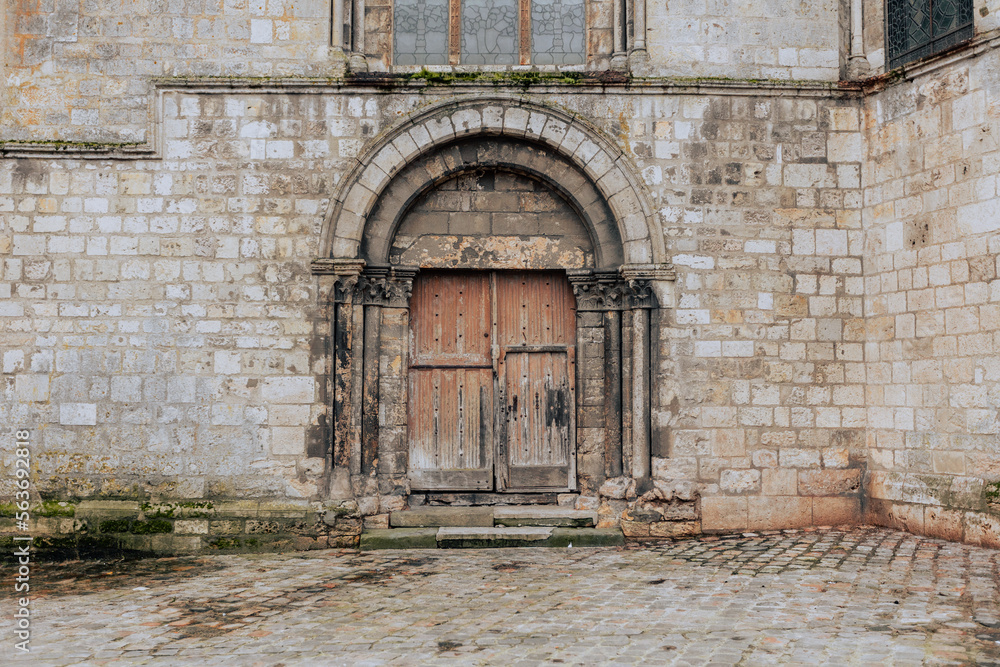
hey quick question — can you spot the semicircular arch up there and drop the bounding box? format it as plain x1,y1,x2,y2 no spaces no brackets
321,95,663,268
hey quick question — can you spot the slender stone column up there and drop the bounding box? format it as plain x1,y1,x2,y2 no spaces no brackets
353,0,365,52
630,306,650,481
311,258,365,497
604,310,623,477
611,0,627,70
847,0,870,79
570,270,630,483
332,0,344,48
360,302,382,476
353,266,416,478
628,0,649,71
633,0,646,52
620,264,675,489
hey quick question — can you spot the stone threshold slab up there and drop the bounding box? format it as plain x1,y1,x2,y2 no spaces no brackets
390,507,495,527
360,527,624,550
493,507,598,527
390,505,597,528
437,526,553,541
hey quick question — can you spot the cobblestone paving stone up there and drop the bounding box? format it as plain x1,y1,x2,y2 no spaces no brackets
4,527,1000,666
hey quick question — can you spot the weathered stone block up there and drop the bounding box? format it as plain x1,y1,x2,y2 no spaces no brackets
797,469,862,496
701,496,748,533
810,493,859,524
747,496,812,530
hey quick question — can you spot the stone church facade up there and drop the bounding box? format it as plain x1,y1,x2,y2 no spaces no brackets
1,0,999,552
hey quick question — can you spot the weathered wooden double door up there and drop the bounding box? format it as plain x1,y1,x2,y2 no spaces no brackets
408,271,577,492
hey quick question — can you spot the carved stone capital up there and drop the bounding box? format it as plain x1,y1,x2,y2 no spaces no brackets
624,278,656,309
355,266,418,308
620,263,676,309
568,270,630,312
313,258,366,304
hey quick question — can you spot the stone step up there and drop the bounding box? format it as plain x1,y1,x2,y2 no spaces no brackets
360,526,623,550
389,507,494,528
493,507,597,527
389,505,596,528
437,525,553,547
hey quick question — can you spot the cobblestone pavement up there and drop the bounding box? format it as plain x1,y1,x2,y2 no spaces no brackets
5,527,1000,666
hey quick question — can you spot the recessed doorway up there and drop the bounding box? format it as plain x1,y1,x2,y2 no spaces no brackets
407,270,577,492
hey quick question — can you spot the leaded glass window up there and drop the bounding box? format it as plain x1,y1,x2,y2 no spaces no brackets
394,0,450,65
462,0,519,65
531,0,585,65
886,0,973,69
393,0,585,66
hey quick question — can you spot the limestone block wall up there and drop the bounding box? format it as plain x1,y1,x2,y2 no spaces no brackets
862,52,1000,548
391,171,597,269
0,90,389,503
645,0,844,81
1,0,337,142
2,55,1000,552
625,92,868,531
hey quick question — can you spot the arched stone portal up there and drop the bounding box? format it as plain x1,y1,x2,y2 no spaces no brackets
313,96,675,508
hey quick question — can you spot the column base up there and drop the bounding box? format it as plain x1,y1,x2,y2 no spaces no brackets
348,52,369,73
847,55,871,81
627,49,650,76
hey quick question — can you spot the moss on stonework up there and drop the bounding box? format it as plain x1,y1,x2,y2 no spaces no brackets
208,537,241,549
0,500,76,517
35,500,77,517
399,69,593,88
141,501,215,518
207,536,263,551
99,518,173,534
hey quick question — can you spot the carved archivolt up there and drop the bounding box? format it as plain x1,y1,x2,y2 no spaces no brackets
320,95,664,268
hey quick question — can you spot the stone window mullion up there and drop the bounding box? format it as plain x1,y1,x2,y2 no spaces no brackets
519,0,532,65
449,0,461,64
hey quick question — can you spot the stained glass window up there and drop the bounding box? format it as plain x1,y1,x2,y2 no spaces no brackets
393,0,585,66
531,0,585,65
394,0,450,66
886,0,973,69
462,0,519,65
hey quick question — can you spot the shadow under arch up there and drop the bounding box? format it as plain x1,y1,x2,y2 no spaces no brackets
363,135,621,268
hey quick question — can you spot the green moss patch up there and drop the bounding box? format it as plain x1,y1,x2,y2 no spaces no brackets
141,501,215,518
99,518,173,534
35,500,77,517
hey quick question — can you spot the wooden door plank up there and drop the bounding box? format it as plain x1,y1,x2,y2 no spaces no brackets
408,272,495,491
496,271,577,492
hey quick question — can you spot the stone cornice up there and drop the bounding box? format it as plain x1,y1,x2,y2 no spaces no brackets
148,75,860,99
